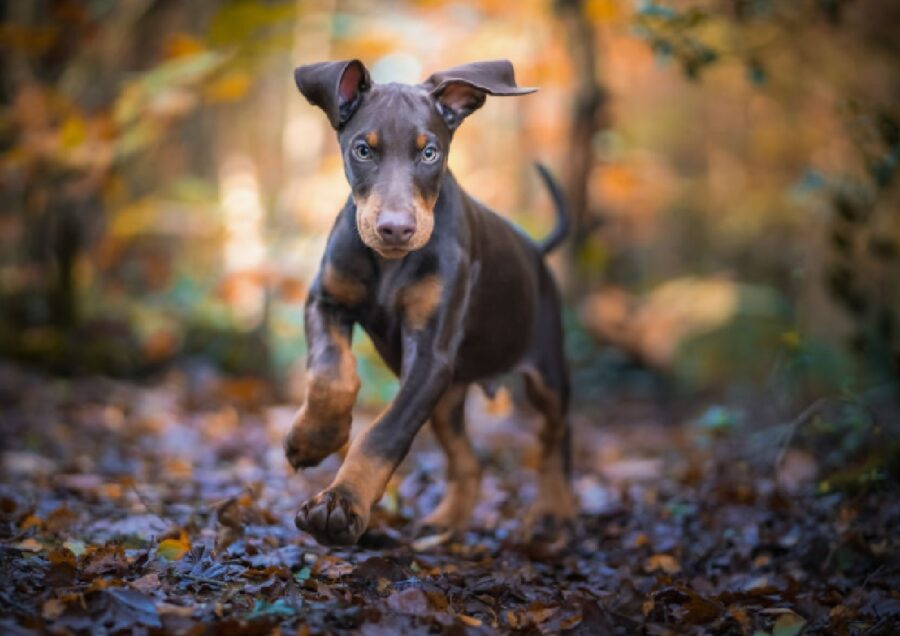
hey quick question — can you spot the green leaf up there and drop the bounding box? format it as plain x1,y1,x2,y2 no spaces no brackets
63,539,87,557
694,405,742,433
247,599,296,619
773,612,806,636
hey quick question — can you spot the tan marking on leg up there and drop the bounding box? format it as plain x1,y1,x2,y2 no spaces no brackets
365,131,379,148
322,263,366,306
532,445,576,520
294,420,393,544
422,385,480,530
399,275,443,330
331,416,396,509
285,326,360,467
524,371,577,523
415,134,428,151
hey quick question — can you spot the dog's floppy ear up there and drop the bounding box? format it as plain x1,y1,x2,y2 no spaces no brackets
294,59,372,129
424,60,536,130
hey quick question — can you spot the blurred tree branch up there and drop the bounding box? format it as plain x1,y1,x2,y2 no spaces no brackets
0,0,294,373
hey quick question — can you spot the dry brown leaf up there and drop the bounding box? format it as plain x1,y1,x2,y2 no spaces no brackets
458,614,482,627
41,598,66,620
645,554,681,574
16,537,43,552
130,572,160,593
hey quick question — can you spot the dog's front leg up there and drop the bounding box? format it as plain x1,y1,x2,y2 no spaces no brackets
296,268,473,545
284,292,360,470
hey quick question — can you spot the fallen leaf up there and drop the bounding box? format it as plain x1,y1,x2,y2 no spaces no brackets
16,538,43,552
773,612,806,636
83,544,130,576
411,530,452,551
54,589,161,633
46,547,77,586
645,553,681,574
777,449,818,494
130,572,160,593
247,599,296,619
458,614,482,626
44,505,78,534
528,604,559,624
64,539,87,557
157,531,190,561
156,603,196,618
679,593,723,625
101,589,162,630
728,604,752,634
313,555,353,578
603,458,664,482
386,587,429,615
42,598,66,620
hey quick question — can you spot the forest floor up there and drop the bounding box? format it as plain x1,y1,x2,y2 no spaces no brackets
0,363,898,635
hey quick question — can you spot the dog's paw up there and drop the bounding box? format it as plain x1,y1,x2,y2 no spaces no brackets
295,486,368,545
419,478,479,532
523,486,578,540
283,409,349,470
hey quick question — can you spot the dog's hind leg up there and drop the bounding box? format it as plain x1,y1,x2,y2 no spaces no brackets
421,383,481,532
521,276,578,528
522,365,578,527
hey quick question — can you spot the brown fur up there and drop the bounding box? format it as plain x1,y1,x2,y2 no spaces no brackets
353,192,386,256
409,191,437,251
421,385,480,529
323,263,366,306
523,369,577,521
294,412,399,544
399,274,443,330
333,423,395,507
291,59,574,546
284,326,360,467
353,191,436,259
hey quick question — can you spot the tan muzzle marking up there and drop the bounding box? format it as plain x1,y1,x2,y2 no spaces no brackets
354,191,437,258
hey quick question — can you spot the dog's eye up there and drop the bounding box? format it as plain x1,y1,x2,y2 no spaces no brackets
353,143,372,161
421,145,440,164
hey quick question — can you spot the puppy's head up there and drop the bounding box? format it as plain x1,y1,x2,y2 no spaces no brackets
294,59,536,259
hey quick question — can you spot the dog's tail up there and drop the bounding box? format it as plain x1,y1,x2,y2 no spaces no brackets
534,162,570,255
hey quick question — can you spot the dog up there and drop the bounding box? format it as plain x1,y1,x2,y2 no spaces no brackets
284,59,576,545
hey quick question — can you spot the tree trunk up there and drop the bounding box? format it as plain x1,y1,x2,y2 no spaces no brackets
555,0,609,297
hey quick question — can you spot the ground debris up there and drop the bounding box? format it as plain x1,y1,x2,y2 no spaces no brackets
1,366,897,634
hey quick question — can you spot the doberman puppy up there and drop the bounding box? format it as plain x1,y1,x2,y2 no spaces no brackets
285,59,576,545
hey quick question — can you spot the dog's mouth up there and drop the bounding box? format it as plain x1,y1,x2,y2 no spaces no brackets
354,192,437,259
372,245,411,259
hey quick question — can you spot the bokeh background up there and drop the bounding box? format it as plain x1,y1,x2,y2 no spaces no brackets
1,0,898,418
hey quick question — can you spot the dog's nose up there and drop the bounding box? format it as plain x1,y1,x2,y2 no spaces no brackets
376,211,416,246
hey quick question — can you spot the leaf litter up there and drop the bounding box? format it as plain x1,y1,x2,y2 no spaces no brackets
0,364,898,634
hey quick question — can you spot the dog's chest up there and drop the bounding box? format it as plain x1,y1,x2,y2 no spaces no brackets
371,262,411,312
357,261,434,336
